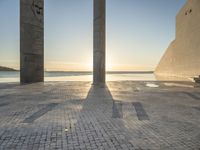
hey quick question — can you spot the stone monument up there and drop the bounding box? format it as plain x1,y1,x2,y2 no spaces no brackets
155,0,200,79
20,0,44,83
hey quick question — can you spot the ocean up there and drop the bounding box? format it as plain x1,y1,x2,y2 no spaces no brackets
0,71,156,83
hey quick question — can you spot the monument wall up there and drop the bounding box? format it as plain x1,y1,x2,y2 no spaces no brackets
155,0,200,79
20,0,44,83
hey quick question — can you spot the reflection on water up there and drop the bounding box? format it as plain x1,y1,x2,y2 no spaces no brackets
0,71,195,83
0,71,156,83
146,83,159,88
155,74,193,82
163,83,194,88
0,71,20,83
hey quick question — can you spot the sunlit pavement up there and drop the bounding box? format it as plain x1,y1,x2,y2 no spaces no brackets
0,81,200,150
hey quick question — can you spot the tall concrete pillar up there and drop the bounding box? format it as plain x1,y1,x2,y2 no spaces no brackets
20,0,44,84
93,0,106,85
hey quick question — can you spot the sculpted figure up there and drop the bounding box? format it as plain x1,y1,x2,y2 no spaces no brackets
31,0,43,22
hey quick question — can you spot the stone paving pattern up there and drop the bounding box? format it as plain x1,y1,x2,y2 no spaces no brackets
0,81,200,150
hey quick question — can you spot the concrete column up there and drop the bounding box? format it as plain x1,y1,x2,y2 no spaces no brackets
20,0,44,84
93,0,106,85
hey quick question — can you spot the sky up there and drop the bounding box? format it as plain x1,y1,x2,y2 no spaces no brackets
0,0,186,71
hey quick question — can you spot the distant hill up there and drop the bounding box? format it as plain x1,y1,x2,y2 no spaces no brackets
0,66,17,71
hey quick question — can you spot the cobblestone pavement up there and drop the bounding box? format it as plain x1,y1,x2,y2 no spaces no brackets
0,81,200,150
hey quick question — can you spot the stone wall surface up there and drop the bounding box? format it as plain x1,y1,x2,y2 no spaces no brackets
155,0,200,79
20,0,44,83
93,0,106,85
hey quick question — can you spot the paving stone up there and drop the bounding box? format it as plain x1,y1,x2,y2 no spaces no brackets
0,81,199,150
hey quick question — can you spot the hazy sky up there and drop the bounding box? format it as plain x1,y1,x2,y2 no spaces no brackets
0,0,186,71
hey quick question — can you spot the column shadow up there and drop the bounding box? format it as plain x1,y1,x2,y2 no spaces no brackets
83,84,123,119
66,85,137,148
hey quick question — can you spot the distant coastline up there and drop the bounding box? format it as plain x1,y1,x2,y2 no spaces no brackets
0,66,17,71
46,71,154,74
0,69,154,74
107,71,154,74
0,70,155,82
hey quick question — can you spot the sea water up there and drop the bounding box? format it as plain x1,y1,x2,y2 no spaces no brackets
0,71,156,83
